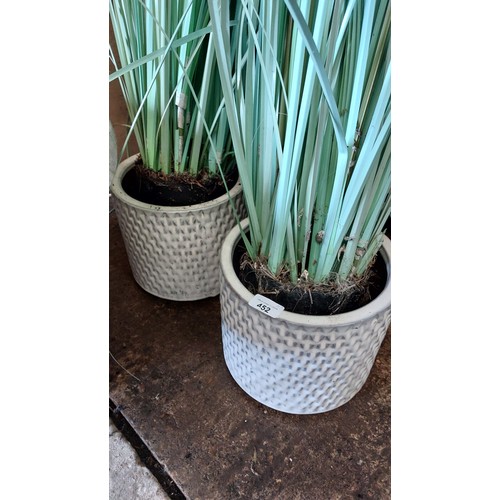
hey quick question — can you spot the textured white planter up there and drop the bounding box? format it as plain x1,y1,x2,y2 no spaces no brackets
111,154,246,301
219,219,391,414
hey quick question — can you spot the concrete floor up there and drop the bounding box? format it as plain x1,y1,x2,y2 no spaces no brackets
109,39,391,498
109,418,170,499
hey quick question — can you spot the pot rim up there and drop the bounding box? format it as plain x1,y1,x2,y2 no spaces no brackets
110,154,242,214
220,218,391,327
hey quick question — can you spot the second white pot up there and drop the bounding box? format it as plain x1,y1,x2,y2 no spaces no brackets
111,154,246,301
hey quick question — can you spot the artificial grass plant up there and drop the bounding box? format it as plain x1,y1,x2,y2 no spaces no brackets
109,0,234,178
208,0,391,287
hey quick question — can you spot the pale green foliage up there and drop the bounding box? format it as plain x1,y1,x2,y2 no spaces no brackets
109,0,232,176
208,0,391,283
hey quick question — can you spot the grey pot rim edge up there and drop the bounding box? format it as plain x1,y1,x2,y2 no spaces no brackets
110,154,243,214
221,218,391,328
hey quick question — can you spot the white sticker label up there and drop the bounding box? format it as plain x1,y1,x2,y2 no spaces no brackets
248,294,285,318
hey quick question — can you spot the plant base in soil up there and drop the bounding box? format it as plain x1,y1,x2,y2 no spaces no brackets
122,158,238,206
234,241,387,316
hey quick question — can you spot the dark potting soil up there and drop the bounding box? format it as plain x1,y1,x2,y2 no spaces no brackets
233,239,388,316
121,158,238,207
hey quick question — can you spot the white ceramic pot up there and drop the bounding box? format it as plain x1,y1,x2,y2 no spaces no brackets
219,218,391,414
111,154,246,301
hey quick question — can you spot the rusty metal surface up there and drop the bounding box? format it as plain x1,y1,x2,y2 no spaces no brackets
109,210,391,500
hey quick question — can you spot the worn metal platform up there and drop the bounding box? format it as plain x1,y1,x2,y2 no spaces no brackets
109,209,391,499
